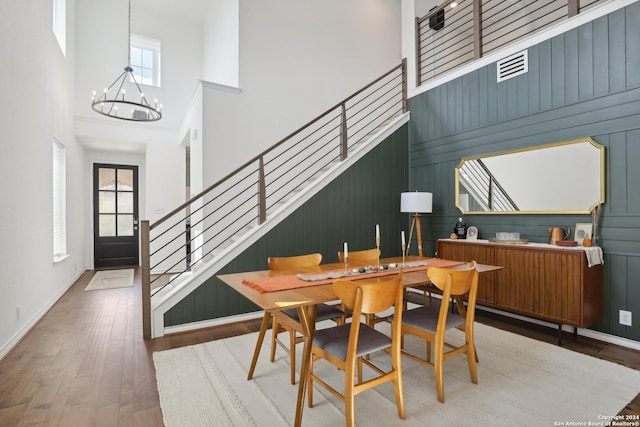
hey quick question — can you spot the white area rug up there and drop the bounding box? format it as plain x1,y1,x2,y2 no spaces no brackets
84,269,134,291
153,322,640,427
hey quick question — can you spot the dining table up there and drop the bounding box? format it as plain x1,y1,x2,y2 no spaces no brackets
217,255,502,427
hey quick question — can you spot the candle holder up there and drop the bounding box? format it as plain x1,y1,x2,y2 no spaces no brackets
344,255,349,274
376,237,381,269
402,242,406,268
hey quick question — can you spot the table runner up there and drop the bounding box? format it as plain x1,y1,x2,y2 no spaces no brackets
242,258,466,293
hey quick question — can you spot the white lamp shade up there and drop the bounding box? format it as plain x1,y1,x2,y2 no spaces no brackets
401,192,433,213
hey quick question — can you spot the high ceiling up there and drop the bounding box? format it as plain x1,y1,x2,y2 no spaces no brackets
133,0,212,23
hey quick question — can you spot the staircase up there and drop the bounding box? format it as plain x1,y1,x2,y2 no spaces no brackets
141,60,408,338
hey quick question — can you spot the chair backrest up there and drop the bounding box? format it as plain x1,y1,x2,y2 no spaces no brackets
427,261,478,297
268,253,322,271
333,276,402,315
337,248,380,265
427,261,479,320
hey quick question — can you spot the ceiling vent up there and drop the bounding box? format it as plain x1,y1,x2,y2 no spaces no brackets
496,50,528,83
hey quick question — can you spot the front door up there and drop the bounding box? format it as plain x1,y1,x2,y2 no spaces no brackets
93,164,139,268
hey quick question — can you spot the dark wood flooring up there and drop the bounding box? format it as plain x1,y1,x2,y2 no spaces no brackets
0,268,638,426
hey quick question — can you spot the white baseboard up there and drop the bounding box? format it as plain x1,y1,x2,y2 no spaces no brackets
164,311,265,335
0,271,83,360
478,305,640,352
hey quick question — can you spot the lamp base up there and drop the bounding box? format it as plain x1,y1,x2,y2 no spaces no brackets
405,213,425,257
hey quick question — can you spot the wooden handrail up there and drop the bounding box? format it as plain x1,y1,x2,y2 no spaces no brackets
151,61,405,230
143,60,407,338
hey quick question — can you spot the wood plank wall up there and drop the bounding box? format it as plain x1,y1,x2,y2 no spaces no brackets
164,124,409,326
408,3,640,341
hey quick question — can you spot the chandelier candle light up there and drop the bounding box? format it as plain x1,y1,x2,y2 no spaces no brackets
91,0,162,122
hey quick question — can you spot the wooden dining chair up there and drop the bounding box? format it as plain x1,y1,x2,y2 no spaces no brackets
338,248,381,326
307,275,406,427
337,247,380,266
265,253,344,385
400,261,479,403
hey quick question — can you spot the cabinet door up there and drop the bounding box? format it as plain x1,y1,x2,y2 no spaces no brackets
438,241,496,304
494,247,581,324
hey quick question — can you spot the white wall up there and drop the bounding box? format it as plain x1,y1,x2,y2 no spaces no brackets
203,0,239,87
0,0,404,357
74,0,204,134
0,0,86,358
202,0,403,185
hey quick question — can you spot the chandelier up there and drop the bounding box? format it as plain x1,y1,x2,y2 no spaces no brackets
91,0,162,122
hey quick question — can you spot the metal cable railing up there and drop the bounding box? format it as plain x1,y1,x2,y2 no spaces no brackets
140,60,407,336
416,0,607,87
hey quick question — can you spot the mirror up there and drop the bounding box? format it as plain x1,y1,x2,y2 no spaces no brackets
455,137,605,214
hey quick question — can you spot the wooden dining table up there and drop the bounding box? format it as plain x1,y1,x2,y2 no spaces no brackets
217,256,502,427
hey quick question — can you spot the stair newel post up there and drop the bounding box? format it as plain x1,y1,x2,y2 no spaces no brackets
141,220,151,339
340,103,348,161
258,156,267,224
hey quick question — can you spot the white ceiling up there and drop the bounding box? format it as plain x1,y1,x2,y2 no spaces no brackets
133,0,212,23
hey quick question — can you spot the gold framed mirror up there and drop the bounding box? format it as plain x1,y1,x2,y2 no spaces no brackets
455,137,605,214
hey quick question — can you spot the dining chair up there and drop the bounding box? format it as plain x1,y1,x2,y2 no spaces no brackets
266,253,344,385
399,261,479,403
338,248,382,326
307,275,406,427
337,247,380,266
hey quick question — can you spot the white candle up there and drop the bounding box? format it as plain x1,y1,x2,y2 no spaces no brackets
401,231,405,245
344,242,348,258
376,224,380,238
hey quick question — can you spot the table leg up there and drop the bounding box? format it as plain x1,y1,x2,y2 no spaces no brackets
294,304,317,427
247,311,271,380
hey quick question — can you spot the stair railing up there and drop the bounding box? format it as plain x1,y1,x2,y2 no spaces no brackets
141,59,407,338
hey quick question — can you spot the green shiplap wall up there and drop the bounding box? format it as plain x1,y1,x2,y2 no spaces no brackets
408,3,640,341
165,124,409,326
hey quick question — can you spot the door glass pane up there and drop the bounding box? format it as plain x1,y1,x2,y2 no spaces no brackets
117,214,134,236
99,214,116,236
99,168,116,190
117,169,133,191
99,191,116,213
118,192,133,213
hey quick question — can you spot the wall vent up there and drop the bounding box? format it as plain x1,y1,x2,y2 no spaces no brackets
497,50,528,82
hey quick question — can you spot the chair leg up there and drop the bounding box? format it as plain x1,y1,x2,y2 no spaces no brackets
435,339,445,403
307,355,314,407
345,373,356,427
248,311,272,380
289,329,297,384
270,318,278,363
467,336,478,385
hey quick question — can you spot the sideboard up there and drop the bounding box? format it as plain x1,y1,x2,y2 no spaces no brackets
437,239,603,343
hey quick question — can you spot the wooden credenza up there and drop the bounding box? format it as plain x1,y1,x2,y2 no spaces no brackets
437,239,603,333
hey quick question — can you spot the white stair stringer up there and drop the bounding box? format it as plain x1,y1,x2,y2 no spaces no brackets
150,112,410,338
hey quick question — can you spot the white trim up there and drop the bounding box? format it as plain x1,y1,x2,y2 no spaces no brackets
478,305,640,352
164,311,264,335
409,0,639,99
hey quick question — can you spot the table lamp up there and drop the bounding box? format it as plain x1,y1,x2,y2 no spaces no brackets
401,192,433,257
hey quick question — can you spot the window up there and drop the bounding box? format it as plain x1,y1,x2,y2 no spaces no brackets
53,0,66,55
53,139,67,261
130,34,162,87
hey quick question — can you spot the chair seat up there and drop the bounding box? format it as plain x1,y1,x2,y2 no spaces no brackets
312,322,391,360
402,306,465,333
282,303,344,322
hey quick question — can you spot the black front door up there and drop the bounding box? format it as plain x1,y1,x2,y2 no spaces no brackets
93,164,139,268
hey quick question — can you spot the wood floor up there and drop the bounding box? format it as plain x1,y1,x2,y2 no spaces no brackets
0,268,638,426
